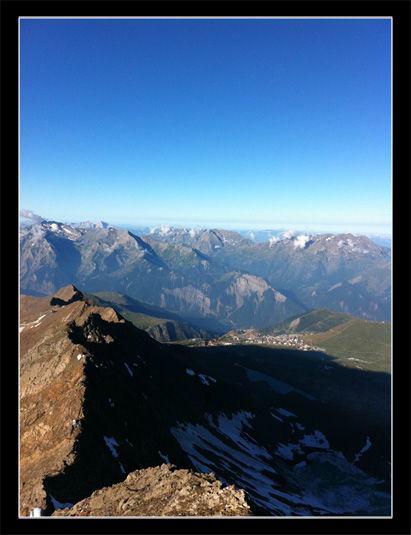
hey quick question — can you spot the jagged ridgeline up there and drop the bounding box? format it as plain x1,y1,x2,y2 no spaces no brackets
20,221,391,335
83,291,212,343
20,286,391,517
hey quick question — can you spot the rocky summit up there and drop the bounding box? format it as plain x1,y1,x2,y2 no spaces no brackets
51,464,251,517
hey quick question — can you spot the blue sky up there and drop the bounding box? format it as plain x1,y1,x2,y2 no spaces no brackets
19,17,392,235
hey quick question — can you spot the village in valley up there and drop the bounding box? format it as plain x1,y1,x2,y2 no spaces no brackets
189,330,324,352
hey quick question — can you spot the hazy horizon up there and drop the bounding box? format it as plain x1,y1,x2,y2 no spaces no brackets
20,210,392,247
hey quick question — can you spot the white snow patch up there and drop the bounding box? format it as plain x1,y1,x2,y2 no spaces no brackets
62,226,76,236
186,368,195,376
276,442,303,460
171,412,389,516
198,374,217,385
158,451,170,463
119,463,126,474
28,314,47,329
353,436,372,463
49,494,73,510
328,282,342,292
300,430,329,449
276,408,297,418
104,436,120,458
170,412,316,515
295,461,307,469
293,451,389,515
104,435,126,472
108,398,115,407
77,354,84,361
124,362,133,376
271,412,283,422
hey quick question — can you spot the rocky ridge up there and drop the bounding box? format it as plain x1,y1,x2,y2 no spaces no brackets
19,285,253,517
51,464,251,517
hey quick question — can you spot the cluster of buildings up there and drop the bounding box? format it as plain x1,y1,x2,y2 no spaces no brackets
190,331,323,352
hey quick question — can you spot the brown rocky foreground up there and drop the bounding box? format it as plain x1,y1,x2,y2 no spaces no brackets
51,463,251,517
20,285,253,517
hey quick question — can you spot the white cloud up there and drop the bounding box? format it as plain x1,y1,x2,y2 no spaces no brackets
283,229,297,239
293,235,311,249
104,240,120,254
159,224,171,236
189,228,199,238
269,236,280,247
20,209,43,224
29,224,46,243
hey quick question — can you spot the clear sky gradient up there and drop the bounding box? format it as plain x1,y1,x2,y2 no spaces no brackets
19,17,392,235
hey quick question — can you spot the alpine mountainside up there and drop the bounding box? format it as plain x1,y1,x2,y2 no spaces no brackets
19,221,303,332
148,227,391,322
85,291,211,343
19,285,252,516
20,286,391,517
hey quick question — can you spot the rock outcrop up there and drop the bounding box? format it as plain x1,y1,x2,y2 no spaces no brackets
19,285,253,517
51,464,251,517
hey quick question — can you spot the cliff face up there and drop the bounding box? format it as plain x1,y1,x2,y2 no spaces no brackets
20,286,92,515
51,464,251,517
19,285,252,517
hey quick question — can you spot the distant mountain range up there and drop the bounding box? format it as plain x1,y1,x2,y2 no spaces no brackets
20,221,391,333
19,286,391,516
19,221,303,332
147,227,391,322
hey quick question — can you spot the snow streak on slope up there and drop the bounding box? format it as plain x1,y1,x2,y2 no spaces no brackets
171,411,300,515
170,411,391,516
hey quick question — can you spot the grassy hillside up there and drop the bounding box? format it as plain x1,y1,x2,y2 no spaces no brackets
257,308,391,373
302,320,391,373
268,308,355,334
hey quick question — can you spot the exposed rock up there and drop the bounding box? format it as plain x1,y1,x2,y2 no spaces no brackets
51,464,252,517
49,284,84,306
19,285,253,517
